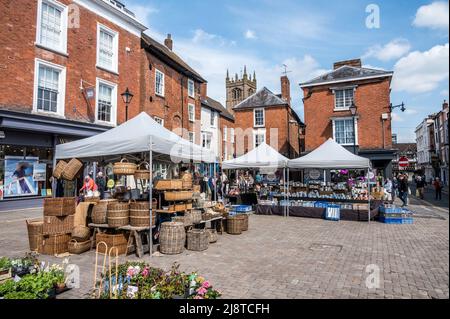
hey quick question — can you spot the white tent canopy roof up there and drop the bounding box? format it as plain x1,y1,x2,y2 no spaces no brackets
55,112,216,163
287,138,371,169
222,142,289,169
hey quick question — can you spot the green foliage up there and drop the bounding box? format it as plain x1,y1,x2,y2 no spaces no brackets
0,257,11,270
0,279,16,297
4,291,38,299
17,271,59,299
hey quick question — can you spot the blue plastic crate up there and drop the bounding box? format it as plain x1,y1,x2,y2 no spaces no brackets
232,205,252,213
402,218,414,224
379,206,402,214
325,205,340,221
381,217,403,224
314,201,329,208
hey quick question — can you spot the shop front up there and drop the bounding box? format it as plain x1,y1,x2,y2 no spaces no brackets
0,110,109,207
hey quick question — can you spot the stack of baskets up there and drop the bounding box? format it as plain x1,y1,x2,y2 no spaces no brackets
107,202,129,228
181,172,193,189
26,220,44,252
91,199,118,224
159,222,185,254
113,159,137,175
61,158,83,181
52,160,67,179
129,200,157,227
186,229,209,251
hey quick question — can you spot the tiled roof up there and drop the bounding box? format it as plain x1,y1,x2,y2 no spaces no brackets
233,87,287,110
142,33,206,83
201,96,234,121
300,65,393,87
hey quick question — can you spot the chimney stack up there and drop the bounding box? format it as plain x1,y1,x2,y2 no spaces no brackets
281,75,291,105
164,34,173,50
200,83,207,99
333,58,362,70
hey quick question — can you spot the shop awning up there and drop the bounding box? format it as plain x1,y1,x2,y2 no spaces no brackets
288,138,371,169
222,142,289,169
55,112,216,163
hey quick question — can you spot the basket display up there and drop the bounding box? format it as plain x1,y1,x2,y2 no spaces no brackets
84,197,100,204
206,229,218,243
187,229,209,251
240,214,249,231
91,199,117,224
72,225,90,241
113,159,137,175
129,201,157,227
134,162,151,180
26,219,43,252
169,203,186,211
226,216,243,235
164,191,193,201
68,239,91,254
62,158,83,181
43,197,76,217
154,179,183,190
42,234,71,255
107,202,129,228
42,215,74,236
53,160,67,179
202,212,213,221
159,222,185,255
95,233,128,255
172,214,193,227
189,210,202,224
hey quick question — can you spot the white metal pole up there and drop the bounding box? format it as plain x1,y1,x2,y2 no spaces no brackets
368,168,371,223
287,167,290,217
213,161,217,202
149,136,153,257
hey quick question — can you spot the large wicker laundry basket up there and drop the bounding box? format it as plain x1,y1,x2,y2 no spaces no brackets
62,158,83,181
91,199,117,224
240,214,249,231
159,222,185,255
129,201,157,227
107,202,129,228
26,219,43,252
226,215,243,235
187,229,209,251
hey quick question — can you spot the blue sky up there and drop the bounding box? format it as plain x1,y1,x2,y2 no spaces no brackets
126,0,449,143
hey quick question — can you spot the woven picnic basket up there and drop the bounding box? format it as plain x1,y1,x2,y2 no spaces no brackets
129,201,157,227
226,215,242,235
107,202,129,228
187,229,209,251
71,225,90,241
113,159,137,175
134,162,151,180
42,215,74,235
68,239,91,254
206,229,218,243
164,191,193,201
62,158,83,181
53,160,67,179
91,199,117,224
26,219,43,252
159,222,185,255
43,197,76,217
154,179,183,190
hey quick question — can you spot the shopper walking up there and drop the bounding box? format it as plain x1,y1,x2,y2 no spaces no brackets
433,177,443,200
392,176,398,201
95,172,106,199
415,176,425,200
384,178,393,202
398,174,409,207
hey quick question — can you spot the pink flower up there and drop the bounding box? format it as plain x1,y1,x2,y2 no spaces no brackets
141,267,149,277
197,287,207,295
202,281,211,289
194,295,203,299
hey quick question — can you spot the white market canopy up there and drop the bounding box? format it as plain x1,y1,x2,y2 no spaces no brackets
222,142,289,169
55,112,216,163
287,138,371,169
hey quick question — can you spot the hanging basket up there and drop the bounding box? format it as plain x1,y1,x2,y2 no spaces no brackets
113,158,137,175
62,158,83,181
134,162,151,180
53,160,67,179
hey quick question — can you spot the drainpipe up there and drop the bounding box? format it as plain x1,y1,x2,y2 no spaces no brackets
180,75,184,131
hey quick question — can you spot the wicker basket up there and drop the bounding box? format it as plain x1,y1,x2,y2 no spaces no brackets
42,234,71,255
43,215,74,235
202,212,213,221
206,229,218,243
68,239,91,254
53,160,67,179
154,179,183,190
193,185,201,193
241,214,249,231
95,233,128,255
62,158,83,181
189,210,202,224
172,214,193,227
72,225,90,241
113,159,137,175
187,229,209,251
169,203,186,211
26,219,43,252
164,191,193,201
226,216,243,235
91,199,117,224
159,222,185,255
107,202,129,228
134,162,151,180
43,197,76,217
129,201,157,227
84,197,100,204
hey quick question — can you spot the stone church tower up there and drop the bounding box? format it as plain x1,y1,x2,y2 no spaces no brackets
226,66,257,114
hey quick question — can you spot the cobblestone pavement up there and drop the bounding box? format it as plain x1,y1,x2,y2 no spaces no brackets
0,198,448,299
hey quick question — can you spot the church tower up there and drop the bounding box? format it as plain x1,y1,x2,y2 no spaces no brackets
225,66,257,114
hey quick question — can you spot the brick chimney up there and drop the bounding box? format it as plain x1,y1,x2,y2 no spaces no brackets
164,34,173,50
443,100,449,110
281,75,291,105
333,58,362,70
200,83,207,99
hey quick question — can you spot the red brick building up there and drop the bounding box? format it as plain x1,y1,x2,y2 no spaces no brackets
301,59,396,176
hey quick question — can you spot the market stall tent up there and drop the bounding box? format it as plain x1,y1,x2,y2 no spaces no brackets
222,142,289,169
55,112,216,163
287,138,371,169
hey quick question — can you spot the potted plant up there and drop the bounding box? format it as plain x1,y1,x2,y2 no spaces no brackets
0,257,11,281
49,264,67,293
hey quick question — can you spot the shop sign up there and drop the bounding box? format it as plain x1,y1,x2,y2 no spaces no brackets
308,169,321,180
3,156,39,197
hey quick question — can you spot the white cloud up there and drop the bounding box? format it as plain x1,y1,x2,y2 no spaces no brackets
413,1,449,30
363,39,411,61
391,113,404,122
126,4,158,27
244,30,257,39
392,43,449,93
441,89,449,96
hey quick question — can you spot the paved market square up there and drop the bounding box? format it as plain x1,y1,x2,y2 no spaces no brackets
0,191,448,299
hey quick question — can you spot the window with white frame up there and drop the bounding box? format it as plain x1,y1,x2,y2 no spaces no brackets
97,24,118,73
96,78,117,124
34,59,66,116
334,88,354,110
253,129,266,148
202,132,212,149
36,0,68,53
254,108,265,127
188,79,195,98
188,132,195,144
230,128,235,144
333,118,357,145
224,144,228,160
188,104,195,122
210,111,216,127
155,69,165,96
154,116,164,126
223,126,227,141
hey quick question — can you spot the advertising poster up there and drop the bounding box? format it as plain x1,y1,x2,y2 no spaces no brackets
3,156,39,197
33,163,47,182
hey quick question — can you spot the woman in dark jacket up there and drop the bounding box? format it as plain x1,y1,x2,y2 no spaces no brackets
398,174,409,207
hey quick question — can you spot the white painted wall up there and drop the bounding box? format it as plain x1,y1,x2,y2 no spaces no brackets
201,106,219,158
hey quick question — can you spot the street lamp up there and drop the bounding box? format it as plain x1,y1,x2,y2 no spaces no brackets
349,102,358,154
121,88,134,121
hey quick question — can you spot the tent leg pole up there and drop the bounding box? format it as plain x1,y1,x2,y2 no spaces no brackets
368,168,371,224
149,136,153,257
287,168,290,218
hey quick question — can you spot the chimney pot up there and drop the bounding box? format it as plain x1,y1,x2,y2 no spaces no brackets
164,34,173,50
